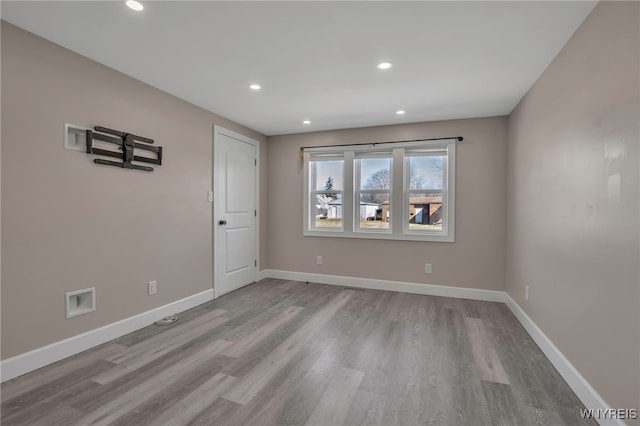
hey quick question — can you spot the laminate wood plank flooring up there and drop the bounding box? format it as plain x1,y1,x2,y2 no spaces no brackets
223,290,354,405
304,367,365,426
464,317,510,385
221,305,304,358
75,339,234,425
1,279,596,426
93,314,229,385
0,343,125,403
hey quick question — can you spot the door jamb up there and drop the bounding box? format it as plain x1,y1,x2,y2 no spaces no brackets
213,125,260,299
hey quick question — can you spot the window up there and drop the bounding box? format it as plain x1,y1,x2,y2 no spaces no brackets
405,150,448,235
356,154,392,232
309,156,344,231
303,139,456,242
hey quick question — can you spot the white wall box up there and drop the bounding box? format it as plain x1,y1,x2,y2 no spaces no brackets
64,123,90,152
65,287,96,319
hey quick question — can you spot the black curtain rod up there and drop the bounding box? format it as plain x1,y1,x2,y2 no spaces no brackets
300,136,463,152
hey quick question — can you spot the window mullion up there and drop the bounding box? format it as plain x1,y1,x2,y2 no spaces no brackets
343,151,355,232
446,142,455,239
304,153,312,231
391,148,404,235
359,189,390,194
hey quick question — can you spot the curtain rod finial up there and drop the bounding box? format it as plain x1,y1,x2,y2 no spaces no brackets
457,137,463,141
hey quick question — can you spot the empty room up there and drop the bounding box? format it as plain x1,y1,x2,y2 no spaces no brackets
1,1,638,425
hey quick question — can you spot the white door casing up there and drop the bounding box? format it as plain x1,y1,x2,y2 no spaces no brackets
214,126,259,297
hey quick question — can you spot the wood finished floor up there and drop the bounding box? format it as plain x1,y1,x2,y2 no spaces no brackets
1,279,595,426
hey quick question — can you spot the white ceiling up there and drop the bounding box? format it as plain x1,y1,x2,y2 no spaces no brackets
2,1,597,136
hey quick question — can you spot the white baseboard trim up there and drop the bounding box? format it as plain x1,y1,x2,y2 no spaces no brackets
260,269,617,426
2,269,616,426
0,289,214,383
503,294,620,426
257,269,270,282
260,269,505,302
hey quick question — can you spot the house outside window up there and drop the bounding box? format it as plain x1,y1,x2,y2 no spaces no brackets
303,138,456,242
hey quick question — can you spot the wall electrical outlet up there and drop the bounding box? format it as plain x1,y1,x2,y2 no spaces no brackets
317,256,323,265
148,280,157,296
424,263,432,274
525,285,530,300
208,191,214,202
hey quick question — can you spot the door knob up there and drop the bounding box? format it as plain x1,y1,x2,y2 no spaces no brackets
219,220,227,225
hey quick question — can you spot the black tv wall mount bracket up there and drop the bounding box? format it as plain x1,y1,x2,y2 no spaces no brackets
85,126,163,172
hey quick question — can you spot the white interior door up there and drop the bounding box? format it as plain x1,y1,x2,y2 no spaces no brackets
214,127,258,297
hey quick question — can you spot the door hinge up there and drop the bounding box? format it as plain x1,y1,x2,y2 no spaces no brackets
255,159,257,166
254,210,257,217
254,260,257,267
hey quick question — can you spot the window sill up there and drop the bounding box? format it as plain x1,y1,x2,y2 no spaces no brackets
303,229,454,243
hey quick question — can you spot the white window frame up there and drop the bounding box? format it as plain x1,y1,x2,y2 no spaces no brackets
303,139,456,242
354,152,393,234
403,148,451,238
305,154,346,233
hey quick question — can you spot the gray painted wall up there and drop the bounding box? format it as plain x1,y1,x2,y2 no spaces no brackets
506,1,640,411
1,22,267,359
267,117,508,291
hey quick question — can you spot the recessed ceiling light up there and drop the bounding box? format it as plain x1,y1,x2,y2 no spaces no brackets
125,0,144,11
396,110,406,115
377,62,392,70
249,84,261,90
303,120,311,125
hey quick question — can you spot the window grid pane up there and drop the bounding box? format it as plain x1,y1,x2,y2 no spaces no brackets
314,192,343,229
408,155,445,190
313,160,344,191
359,157,392,190
357,192,390,230
407,191,444,232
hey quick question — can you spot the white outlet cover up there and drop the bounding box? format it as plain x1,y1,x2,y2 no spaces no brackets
425,263,432,274
148,280,157,295
317,256,323,265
